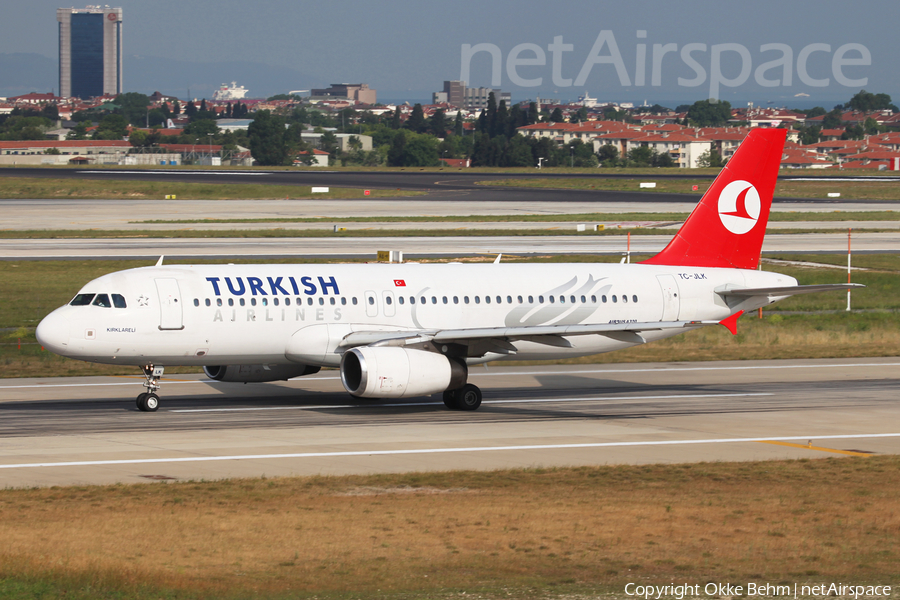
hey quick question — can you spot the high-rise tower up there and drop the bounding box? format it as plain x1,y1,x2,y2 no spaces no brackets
57,6,123,99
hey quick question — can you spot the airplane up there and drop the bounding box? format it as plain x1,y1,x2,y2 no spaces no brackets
35,128,862,412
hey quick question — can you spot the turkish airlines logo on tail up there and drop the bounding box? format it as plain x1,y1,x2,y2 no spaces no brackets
717,180,760,235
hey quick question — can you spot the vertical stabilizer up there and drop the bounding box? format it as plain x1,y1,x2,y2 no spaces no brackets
642,128,786,270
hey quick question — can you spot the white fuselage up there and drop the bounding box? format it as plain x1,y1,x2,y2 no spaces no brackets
36,262,796,368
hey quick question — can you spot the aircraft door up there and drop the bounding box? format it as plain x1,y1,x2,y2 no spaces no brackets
383,291,396,317
155,278,184,330
656,274,680,321
364,290,378,317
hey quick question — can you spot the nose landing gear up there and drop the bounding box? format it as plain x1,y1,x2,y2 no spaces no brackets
136,364,164,412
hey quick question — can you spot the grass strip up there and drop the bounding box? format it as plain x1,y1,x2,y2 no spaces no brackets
480,178,900,201
0,177,422,201
1,458,898,598
136,210,900,225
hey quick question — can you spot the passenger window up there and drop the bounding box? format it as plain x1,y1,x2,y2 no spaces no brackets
633,295,638,303
485,296,491,304
528,296,533,303
217,298,223,307
193,298,200,307
464,296,469,304
443,296,448,304
507,296,512,304
602,295,607,303
571,295,576,303
204,298,211,307
92,294,111,308
410,296,415,304
623,295,628,303
341,297,347,305
612,295,618,303
251,298,257,306
517,295,523,304
496,296,502,304
70,294,95,306
581,295,586,303
538,295,544,303
262,298,268,306
549,296,555,304
240,298,246,306
320,298,326,306
330,297,336,305
368,296,375,305
453,296,459,304
431,296,437,304
420,296,426,304
284,298,289,306
112,294,127,308
307,298,313,306
386,296,393,305
559,296,565,304
352,297,358,305
273,298,279,306
399,296,405,305
591,295,596,303
475,296,480,304
229,298,234,307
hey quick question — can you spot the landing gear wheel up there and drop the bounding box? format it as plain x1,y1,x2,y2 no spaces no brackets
442,389,458,410
135,392,148,409
144,393,160,412
137,392,160,412
455,384,482,411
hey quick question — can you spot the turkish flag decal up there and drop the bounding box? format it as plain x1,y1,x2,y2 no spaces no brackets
394,279,406,287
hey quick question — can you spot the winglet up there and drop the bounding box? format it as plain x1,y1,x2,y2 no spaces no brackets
155,255,165,267
719,310,744,335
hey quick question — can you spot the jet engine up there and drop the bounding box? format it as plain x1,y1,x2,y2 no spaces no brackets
340,347,467,398
203,364,320,383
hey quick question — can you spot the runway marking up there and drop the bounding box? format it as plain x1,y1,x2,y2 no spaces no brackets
1,362,898,391
758,440,873,457
1,433,897,470
170,392,772,413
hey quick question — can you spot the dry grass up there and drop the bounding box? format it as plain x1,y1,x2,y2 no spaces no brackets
1,458,898,598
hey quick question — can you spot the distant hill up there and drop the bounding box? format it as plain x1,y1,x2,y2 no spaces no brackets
0,52,324,100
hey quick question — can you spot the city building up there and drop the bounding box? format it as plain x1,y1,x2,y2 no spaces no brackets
57,6,123,99
432,81,465,108
432,81,511,111
309,83,376,105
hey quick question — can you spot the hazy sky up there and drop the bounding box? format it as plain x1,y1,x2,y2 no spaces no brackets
2,0,898,106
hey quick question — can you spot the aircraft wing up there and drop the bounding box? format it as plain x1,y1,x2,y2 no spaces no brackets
339,320,711,353
717,283,865,298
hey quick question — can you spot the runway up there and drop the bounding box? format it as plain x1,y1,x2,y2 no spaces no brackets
1,232,898,260
0,357,897,487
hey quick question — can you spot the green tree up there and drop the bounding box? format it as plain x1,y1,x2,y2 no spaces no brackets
391,106,402,130
863,117,880,135
128,129,149,147
846,90,896,113
626,146,655,167
686,100,732,127
248,110,289,166
454,112,463,137
66,122,89,140
114,92,151,125
91,114,128,140
549,107,564,123
185,101,197,118
405,104,426,134
804,106,827,119
319,131,339,157
597,144,619,166
429,109,447,137
387,130,407,166
822,108,843,129
696,149,723,168
183,118,219,138
797,126,821,145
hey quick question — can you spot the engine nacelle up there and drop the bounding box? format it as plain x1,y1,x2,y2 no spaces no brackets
203,364,320,383
340,347,467,398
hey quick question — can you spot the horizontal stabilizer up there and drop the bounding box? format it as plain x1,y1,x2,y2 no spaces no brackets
718,283,865,298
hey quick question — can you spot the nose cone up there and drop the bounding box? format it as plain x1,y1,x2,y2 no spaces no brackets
36,308,71,356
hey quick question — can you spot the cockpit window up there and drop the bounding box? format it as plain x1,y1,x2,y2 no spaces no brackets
70,293,95,306
112,294,127,308
92,294,112,308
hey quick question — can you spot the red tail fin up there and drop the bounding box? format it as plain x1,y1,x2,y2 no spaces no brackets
642,128,786,270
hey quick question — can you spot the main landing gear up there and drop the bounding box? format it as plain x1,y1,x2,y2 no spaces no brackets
136,364,164,412
442,383,483,411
